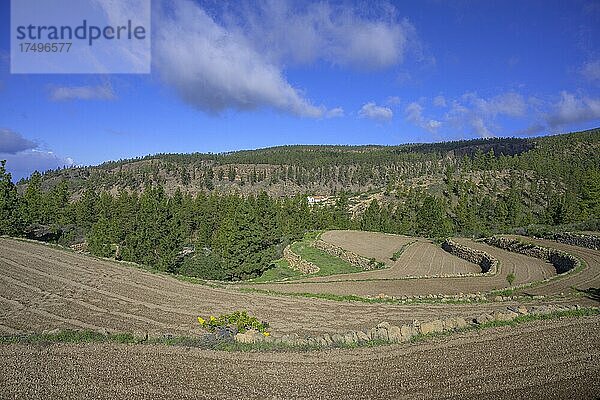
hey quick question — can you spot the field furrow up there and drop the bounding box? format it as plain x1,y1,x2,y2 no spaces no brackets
1,236,598,338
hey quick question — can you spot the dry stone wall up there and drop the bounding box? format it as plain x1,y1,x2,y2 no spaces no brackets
552,232,600,250
312,239,382,270
283,245,320,274
483,236,579,274
441,239,498,274
234,304,591,347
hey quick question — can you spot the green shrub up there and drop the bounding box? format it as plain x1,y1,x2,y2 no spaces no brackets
197,311,269,334
506,272,516,286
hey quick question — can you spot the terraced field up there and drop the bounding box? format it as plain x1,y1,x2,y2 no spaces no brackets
248,232,561,297
322,230,481,276
1,234,599,399
0,237,565,337
509,235,600,296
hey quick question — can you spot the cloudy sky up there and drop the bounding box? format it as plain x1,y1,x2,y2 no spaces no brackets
1,0,599,180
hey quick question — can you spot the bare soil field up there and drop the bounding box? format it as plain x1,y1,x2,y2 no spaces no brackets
320,230,481,278
508,235,600,296
251,233,563,297
321,230,416,260
2,237,580,337
1,316,599,399
1,236,599,399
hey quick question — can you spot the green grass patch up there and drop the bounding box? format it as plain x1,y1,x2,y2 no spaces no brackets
290,241,362,276
251,259,303,283
238,287,391,303
303,230,324,240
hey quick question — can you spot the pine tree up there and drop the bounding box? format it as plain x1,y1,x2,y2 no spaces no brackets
0,160,23,235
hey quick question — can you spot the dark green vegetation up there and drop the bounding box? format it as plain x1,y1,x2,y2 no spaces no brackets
1,129,599,281
251,259,302,282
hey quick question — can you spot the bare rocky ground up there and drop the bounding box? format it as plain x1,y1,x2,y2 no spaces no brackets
1,316,599,399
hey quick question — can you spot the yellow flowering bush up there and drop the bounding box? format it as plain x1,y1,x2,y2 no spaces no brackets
197,310,269,334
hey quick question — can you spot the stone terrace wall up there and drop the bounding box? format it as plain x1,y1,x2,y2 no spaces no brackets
235,304,591,346
283,245,320,274
442,239,498,274
312,240,381,270
553,232,600,251
484,236,579,274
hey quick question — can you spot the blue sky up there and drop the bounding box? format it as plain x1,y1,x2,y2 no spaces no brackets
1,0,599,180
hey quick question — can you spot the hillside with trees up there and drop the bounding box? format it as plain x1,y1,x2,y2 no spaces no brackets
2,128,598,280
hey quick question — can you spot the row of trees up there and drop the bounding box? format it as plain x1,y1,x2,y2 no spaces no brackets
2,127,599,282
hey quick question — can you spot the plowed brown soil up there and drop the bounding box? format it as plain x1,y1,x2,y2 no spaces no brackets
1,316,598,399
1,236,599,399
250,235,561,297
322,230,480,276
0,237,595,338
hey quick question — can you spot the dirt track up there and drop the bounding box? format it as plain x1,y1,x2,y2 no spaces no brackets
1,316,599,399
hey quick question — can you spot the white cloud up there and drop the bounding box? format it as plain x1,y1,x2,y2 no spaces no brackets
580,60,600,83
325,107,345,118
359,102,393,122
386,96,402,105
153,0,418,117
442,92,527,137
462,92,526,118
154,0,326,117
406,90,599,138
0,129,37,154
50,84,116,101
404,102,441,133
515,123,546,136
228,1,417,70
2,150,75,181
546,91,600,127
91,0,151,72
433,95,446,107
396,71,412,86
